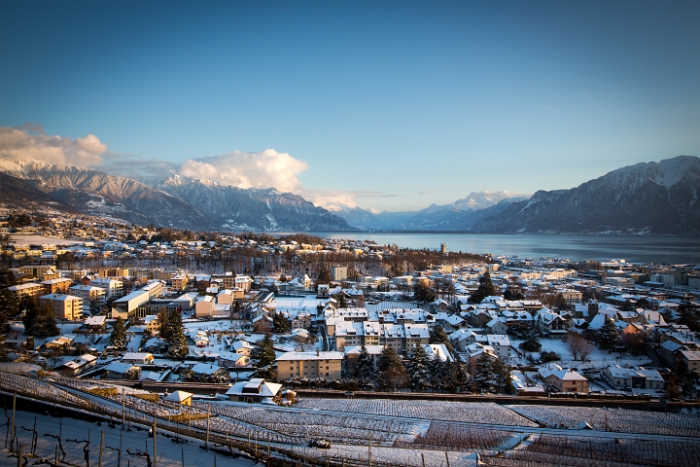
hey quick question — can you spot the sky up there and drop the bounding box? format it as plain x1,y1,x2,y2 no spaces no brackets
1,0,699,212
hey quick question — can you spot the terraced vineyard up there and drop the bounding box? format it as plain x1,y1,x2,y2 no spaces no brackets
507,405,700,437
295,399,538,427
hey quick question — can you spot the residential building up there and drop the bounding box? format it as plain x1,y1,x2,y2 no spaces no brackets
19,265,55,280
84,315,107,331
104,361,141,380
600,365,664,391
171,274,189,291
42,278,73,295
217,353,250,368
57,354,98,377
195,295,215,318
331,266,348,281
39,294,83,320
121,352,154,365
8,283,45,301
225,378,282,403
68,285,106,314
276,351,343,380
164,390,193,406
90,278,124,299
539,364,589,393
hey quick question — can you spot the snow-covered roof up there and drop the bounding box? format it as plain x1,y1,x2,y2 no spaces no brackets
344,345,384,356
190,362,222,375
122,352,153,361
85,316,107,326
424,344,453,362
276,351,343,361
164,390,193,403
225,379,282,398
104,361,137,374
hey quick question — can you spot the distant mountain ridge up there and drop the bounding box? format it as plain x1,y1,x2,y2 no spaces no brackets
470,156,700,235
331,191,528,230
0,158,355,232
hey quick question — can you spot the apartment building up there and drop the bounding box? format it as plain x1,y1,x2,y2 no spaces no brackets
42,278,73,295
39,294,84,320
276,351,343,380
90,278,124,299
8,283,45,301
68,285,106,314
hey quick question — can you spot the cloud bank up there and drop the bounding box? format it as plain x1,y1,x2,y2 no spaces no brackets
0,124,370,210
179,149,308,193
0,124,106,167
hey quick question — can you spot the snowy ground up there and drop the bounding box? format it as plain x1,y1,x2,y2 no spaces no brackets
510,337,654,370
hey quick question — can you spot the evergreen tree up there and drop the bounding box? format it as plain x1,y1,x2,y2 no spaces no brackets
473,352,495,390
0,336,8,362
431,325,454,354
407,345,431,391
251,334,277,369
22,297,40,336
597,319,620,351
449,360,469,392
316,267,331,285
492,357,512,394
110,317,128,348
519,337,542,353
677,302,700,332
164,310,188,358
157,307,170,340
377,346,407,391
273,312,290,333
471,271,497,304
0,268,19,329
428,354,450,390
356,345,375,380
413,282,436,303
22,297,59,337
33,301,59,338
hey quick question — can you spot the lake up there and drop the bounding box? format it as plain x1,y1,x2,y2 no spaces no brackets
303,233,700,264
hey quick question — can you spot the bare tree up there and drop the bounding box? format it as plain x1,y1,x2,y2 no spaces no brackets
566,331,594,362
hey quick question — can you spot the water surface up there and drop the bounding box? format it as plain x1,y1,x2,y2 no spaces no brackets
303,233,700,264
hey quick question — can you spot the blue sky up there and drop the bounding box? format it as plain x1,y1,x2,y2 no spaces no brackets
1,0,699,212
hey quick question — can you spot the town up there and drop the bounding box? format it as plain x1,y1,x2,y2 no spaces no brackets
1,212,699,466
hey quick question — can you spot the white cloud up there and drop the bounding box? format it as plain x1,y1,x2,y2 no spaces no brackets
301,189,359,211
0,124,106,168
179,149,308,193
0,125,372,210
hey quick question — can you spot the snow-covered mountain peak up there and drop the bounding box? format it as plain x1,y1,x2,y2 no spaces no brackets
452,191,530,211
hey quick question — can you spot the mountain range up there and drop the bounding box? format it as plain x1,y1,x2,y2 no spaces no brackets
467,155,700,235
0,155,698,235
0,158,354,232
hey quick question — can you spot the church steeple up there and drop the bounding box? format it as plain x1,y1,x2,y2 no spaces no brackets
587,290,599,322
